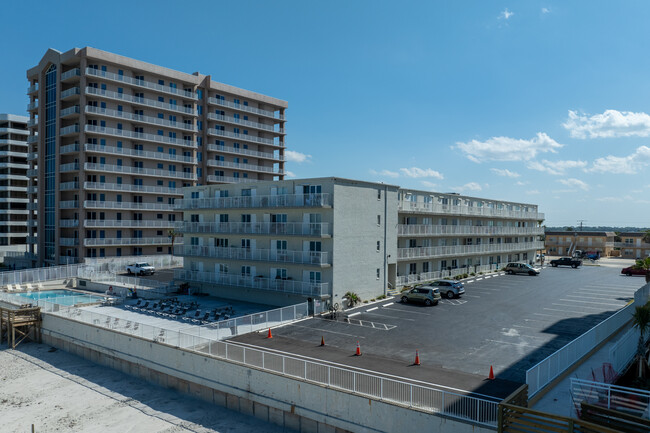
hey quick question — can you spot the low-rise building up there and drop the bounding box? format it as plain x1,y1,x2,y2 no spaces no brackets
544,231,616,257
616,232,650,259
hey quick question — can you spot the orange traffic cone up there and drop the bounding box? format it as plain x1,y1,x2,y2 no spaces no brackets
320,336,325,346
488,365,495,380
355,341,362,356
267,328,273,339
414,350,421,366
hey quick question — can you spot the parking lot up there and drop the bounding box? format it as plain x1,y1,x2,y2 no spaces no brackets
230,258,644,398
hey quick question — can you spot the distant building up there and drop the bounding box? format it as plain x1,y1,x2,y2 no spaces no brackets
176,177,544,305
616,232,650,259
544,231,616,257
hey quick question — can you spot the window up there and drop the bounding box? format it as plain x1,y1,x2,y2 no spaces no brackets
377,241,381,252
376,268,380,279
409,263,417,275
377,215,381,225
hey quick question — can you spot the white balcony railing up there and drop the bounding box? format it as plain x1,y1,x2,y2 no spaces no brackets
176,193,331,210
60,124,80,136
180,221,331,236
60,87,80,99
84,200,176,211
206,159,283,175
84,220,183,229
397,241,545,260
398,201,544,221
85,87,195,115
84,143,196,164
206,175,264,184
207,112,284,134
27,83,39,94
84,162,196,180
207,143,283,161
181,245,330,265
85,67,197,100
398,225,545,237
61,68,80,81
60,105,80,117
208,128,282,147
84,237,180,247
83,181,181,196
84,124,197,149
208,97,284,120
85,106,197,132
174,269,326,297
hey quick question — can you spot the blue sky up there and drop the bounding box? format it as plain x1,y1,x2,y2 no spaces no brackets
2,1,650,227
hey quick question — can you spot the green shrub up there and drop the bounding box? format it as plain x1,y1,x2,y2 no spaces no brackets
343,291,361,307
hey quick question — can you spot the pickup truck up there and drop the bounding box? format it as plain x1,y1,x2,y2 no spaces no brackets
550,257,582,268
126,262,156,276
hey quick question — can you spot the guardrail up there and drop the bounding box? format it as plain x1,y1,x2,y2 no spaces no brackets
571,378,650,419
608,325,650,375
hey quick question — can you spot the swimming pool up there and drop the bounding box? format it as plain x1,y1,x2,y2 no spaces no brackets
13,290,103,306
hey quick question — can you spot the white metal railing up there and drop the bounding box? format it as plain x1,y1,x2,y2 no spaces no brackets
398,225,544,236
206,159,283,175
60,124,80,136
84,220,182,229
61,68,80,80
208,128,281,147
83,237,180,246
206,175,263,184
84,162,196,180
177,193,331,210
85,106,197,132
60,105,80,117
83,181,181,196
60,87,80,99
207,143,283,161
84,143,196,164
399,201,544,221
397,264,504,286
83,254,182,273
85,67,197,100
175,269,327,297
208,97,284,120
85,87,195,115
207,112,284,134
83,200,176,211
608,325,650,375
84,124,197,149
180,221,330,236
0,263,87,285
180,245,330,265
571,378,650,419
398,241,544,260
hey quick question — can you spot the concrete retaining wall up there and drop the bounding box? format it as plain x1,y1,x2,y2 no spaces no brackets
40,314,494,433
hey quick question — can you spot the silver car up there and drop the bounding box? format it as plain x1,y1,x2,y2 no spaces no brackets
401,287,441,306
429,280,465,299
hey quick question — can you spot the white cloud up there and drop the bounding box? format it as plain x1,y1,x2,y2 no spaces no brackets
370,169,400,178
526,190,540,195
500,8,514,19
490,168,520,178
285,171,297,178
589,146,650,174
541,7,550,14
399,167,444,179
420,181,438,189
515,181,527,186
285,150,311,163
563,110,650,139
558,178,589,191
452,182,483,192
526,159,588,175
456,132,563,162
595,196,624,203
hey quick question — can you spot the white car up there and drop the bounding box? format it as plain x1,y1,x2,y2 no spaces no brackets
126,262,155,276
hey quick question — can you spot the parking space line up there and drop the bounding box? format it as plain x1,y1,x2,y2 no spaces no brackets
382,302,394,307
559,299,627,307
484,276,491,279
348,312,361,317
466,280,474,284
476,278,483,281
366,307,378,312
464,294,481,298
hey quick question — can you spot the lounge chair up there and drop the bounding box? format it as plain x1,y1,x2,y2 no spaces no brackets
14,284,22,291
37,283,44,291
6,284,13,292
26,283,34,291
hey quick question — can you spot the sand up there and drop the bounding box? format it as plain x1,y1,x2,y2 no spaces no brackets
0,343,289,433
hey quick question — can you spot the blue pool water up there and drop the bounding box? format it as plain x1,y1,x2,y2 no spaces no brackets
14,290,103,306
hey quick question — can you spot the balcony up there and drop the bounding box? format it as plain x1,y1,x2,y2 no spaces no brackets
27,83,39,94
208,128,282,147
84,143,196,164
27,135,38,144
61,68,81,81
60,143,80,154
85,105,197,132
27,101,39,111
27,169,38,177
27,185,37,194
176,193,332,210
207,143,283,161
60,200,79,209
208,97,284,120
206,159,283,175
181,245,330,265
206,175,262,184
85,87,195,115
397,241,545,260
27,236,37,244
207,112,285,135
84,201,176,211
85,67,197,100
60,219,79,228
60,181,80,191
60,162,80,173
174,269,326,297
84,124,197,149
27,202,38,210
84,237,179,247
83,181,181,196
180,221,331,237
27,118,38,128
60,237,79,246
61,105,80,118
61,87,81,100
60,124,80,136
398,225,545,237
84,220,182,229
84,162,196,181
398,201,544,221
27,152,38,162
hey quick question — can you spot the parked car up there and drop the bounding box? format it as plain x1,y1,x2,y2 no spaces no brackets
550,257,582,268
428,280,465,299
504,262,540,276
126,262,156,276
621,266,648,276
401,286,441,306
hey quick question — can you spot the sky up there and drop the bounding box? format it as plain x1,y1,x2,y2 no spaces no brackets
2,1,650,227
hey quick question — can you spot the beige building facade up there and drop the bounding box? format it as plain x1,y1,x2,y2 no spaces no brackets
544,231,616,257
26,47,286,265
616,232,650,259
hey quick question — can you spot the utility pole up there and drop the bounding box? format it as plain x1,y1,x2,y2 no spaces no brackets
577,220,587,231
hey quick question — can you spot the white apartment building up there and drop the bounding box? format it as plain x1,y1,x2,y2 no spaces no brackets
0,114,29,256
26,47,287,266
176,178,544,306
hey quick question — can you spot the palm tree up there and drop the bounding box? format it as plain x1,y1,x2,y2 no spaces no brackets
168,229,179,256
642,229,650,245
635,257,650,283
632,304,650,379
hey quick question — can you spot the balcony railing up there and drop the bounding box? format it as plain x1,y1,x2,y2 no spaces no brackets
208,128,282,147
27,101,39,111
85,87,195,115
84,124,197,149
84,162,196,180
398,225,545,237
60,200,79,209
397,241,545,260
83,181,181,196
84,220,183,228
181,245,330,265
206,159,283,175
61,68,80,81
60,162,80,172
174,269,326,297
84,200,176,211
84,143,196,164
398,201,544,221
85,106,197,132
60,105,80,117
27,202,38,210
60,237,79,246
27,83,39,94
60,181,79,191
177,193,332,210
60,87,80,99
208,97,284,120
206,175,264,184
180,221,331,236
60,124,80,136
613,242,650,249
207,112,284,134
207,143,283,161
85,67,197,100
397,264,505,287
27,135,38,144
26,169,38,177
27,119,38,127
60,143,80,154
60,219,79,227
84,237,180,247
